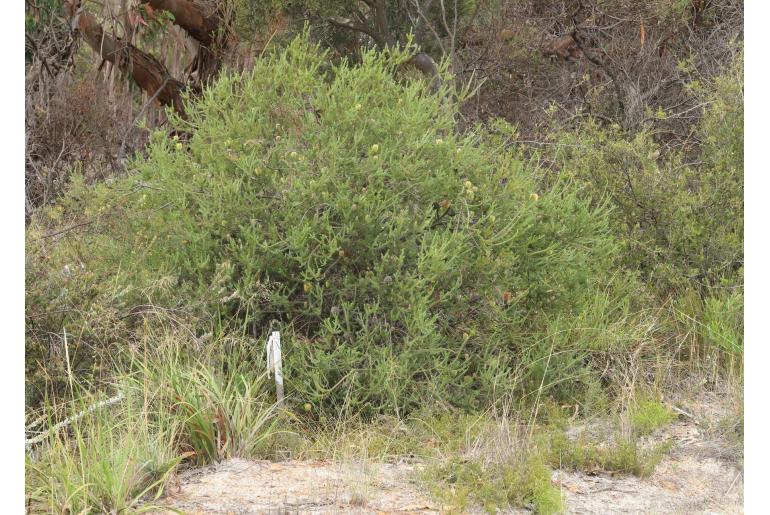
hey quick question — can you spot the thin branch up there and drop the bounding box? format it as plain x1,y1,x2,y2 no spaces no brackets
328,16,385,47
34,220,94,241
413,0,434,45
413,0,445,54
118,77,171,164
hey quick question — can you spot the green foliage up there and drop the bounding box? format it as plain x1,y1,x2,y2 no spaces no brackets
400,409,563,514
427,455,562,514
701,54,744,177
26,394,182,513
674,288,744,359
544,53,743,297
29,37,620,416
519,272,655,405
26,333,279,513
700,291,743,356
130,338,279,464
544,430,670,478
629,399,675,436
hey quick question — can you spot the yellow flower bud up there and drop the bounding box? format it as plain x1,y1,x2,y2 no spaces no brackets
530,193,540,201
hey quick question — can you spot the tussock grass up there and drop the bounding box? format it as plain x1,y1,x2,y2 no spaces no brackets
26,391,181,513
25,334,280,513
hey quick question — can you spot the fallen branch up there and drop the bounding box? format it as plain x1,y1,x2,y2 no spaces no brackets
34,220,93,240
670,405,696,421
25,393,125,450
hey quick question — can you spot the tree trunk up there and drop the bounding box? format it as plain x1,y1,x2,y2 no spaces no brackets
66,5,186,116
142,0,219,46
142,0,225,84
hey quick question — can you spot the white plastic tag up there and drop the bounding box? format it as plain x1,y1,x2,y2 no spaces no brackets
265,331,284,405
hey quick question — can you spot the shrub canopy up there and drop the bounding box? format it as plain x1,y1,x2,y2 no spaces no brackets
28,38,621,414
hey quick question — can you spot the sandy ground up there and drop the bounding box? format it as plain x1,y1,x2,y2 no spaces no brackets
153,406,742,514
155,459,440,514
553,419,743,515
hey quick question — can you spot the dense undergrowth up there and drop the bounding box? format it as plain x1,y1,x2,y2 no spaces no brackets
25,35,742,514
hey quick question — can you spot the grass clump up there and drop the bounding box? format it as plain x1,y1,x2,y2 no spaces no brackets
629,398,676,436
129,337,279,464
426,456,562,514
25,334,280,512
544,430,670,479
26,392,181,513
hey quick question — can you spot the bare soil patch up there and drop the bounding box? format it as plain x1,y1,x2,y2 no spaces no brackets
155,459,440,514
154,412,742,514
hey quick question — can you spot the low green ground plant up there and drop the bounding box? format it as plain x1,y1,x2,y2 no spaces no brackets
426,456,562,514
629,398,676,436
543,430,670,479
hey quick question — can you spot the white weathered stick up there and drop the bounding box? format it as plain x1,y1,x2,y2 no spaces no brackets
25,393,124,450
265,331,284,407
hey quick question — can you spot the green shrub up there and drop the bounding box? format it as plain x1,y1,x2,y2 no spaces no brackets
543,54,743,296
427,455,562,514
28,37,620,416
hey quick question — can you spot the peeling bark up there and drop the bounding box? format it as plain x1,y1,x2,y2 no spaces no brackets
141,0,219,46
141,0,225,85
64,2,186,116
